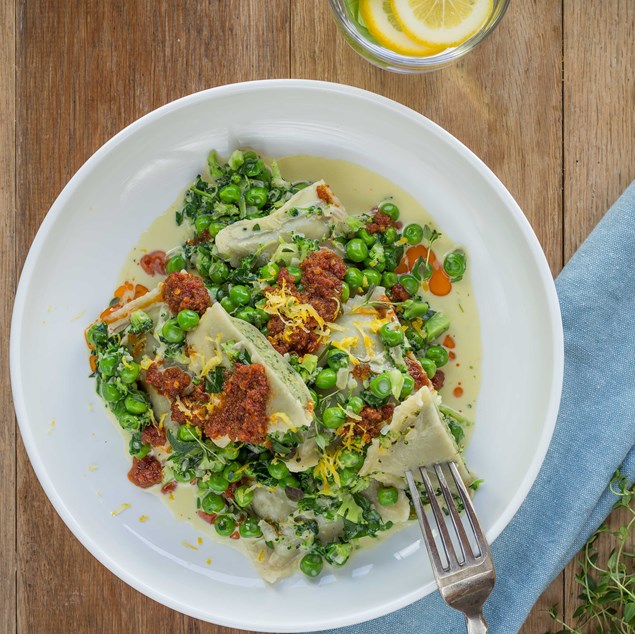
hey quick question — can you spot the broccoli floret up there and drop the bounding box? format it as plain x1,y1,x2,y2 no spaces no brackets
336,492,364,524
129,310,153,334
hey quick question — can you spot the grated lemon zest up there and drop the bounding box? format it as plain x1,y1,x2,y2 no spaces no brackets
111,503,131,516
139,515,149,522
197,333,224,378
263,283,330,342
181,541,198,551
258,549,265,562
140,355,154,370
270,411,292,426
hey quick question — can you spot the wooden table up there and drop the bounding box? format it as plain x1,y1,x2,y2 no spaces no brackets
2,1,633,632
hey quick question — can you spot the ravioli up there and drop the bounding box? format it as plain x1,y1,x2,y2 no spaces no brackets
359,385,472,488
214,181,348,266
186,302,314,434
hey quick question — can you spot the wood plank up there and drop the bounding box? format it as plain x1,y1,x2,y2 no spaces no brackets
15,1,289,632
562,1,635,629
292,2,564,633
0,0,16,631
564,0,635,259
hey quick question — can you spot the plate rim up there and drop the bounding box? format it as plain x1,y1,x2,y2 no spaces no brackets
10,78,564,631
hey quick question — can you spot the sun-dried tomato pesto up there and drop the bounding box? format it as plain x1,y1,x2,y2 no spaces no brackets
205,363,270,444
162,271,211,315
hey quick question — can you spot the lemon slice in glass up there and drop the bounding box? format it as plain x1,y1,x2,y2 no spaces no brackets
390,0,493,48
360,0,443,56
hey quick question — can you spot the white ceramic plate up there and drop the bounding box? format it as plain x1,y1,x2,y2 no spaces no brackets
11,80,563,632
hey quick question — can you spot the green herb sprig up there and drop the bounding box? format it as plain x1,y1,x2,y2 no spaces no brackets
546,470,635,634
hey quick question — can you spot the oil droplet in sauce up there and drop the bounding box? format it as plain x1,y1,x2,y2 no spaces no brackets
453,386,464,398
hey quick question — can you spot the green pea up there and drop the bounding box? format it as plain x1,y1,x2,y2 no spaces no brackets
220,297,236,313
120,414,140,431
195,215,212,235
208,222,225,238
219,184,241,204
281,474,300,488
400,374,415,398
235,307,256,323
245,186,268,209
234,485,254,507
406,328,425,350
377,486,399,506
403,223,424,245
207,472,229,493
196,254,211,276
177,424,198,442
162,319,186,343
327,349,349,371
344,267,364,289
444,250,467,281
124,393,148,415
347,396,364,414
267,460,290,480
381,272,398,288
379,201,400,220
362,269,382,287
229,285,251,306
119,361,140,384
322,407,346,429
202,492,226,514
399,274,420,296
338,467,357,487
222,443,240,460
309,388,319,405
338,449,364,470
379,322,404,347
260,262,280,282
215,515,236,537
345,238,369,263
99,353,119,377
315,368,337,390
177,309,200,331
287,265,302,283
223,461,243,483
166,254,186,274
356,228,376,247
384,227,398,244
340,281,350,302
254,308,270,328
209,261,229,284
300,553,323,578
420,357,437,379
239,518,263,538
426,345,449,367
369,373,392,399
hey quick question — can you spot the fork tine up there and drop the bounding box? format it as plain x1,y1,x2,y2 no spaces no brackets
448,461,490,559
433,463,474,564
405,469,447,575
418,466,460,570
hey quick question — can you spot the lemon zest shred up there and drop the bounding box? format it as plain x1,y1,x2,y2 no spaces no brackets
139,515,149,522
181,541,198,551
111,503,131,516
140,355,154,370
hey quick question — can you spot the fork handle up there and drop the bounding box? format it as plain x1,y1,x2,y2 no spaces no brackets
465,613,488,634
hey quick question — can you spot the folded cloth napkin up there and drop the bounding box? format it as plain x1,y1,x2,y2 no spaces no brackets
305,180,635,634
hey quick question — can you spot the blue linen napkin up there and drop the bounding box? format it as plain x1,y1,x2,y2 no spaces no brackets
306,181,635,634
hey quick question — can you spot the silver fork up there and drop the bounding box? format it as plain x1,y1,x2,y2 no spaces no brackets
406,461,496,634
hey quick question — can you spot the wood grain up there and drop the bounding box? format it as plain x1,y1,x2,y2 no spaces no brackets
7,0,634,632
15,1,288,632
0,0,16,631
562,1,635,628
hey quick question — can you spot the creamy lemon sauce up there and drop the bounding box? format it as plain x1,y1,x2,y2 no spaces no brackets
112,154,482,565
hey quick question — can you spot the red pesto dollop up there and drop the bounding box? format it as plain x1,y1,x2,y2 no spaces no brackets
162,271,211,315
203,363,270,444
128,455,162,488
